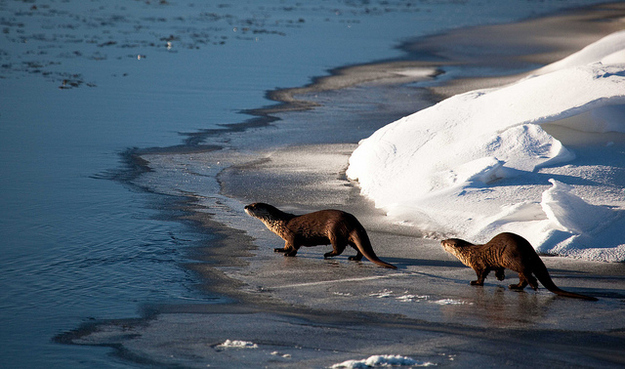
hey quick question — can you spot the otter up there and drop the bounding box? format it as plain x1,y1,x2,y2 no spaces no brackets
441,232,597,301
244,203,396,269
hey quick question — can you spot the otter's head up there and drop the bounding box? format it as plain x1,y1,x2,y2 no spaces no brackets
440,238,472,254
244,203,279,220
245,202,296,222
245,203,294,231
441,238,475,266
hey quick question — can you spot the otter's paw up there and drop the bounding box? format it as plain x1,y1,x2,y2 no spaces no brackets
274,248,287,253
470,280,484,286
508,284,525,290
495,270,505,281
284,249,298,257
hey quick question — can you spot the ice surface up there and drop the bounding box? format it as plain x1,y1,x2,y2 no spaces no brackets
347,31,625,261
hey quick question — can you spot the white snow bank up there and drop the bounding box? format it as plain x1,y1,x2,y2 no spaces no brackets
347,31,625,262
330,355,436,368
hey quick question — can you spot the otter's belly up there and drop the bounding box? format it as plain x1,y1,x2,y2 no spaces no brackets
296,234,331,247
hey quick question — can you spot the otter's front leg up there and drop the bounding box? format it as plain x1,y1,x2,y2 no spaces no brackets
323,250,339,258
470,267,489,286
275,242,298,257
495,267,506,281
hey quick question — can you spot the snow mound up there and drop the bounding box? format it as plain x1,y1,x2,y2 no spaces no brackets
347,31,625,261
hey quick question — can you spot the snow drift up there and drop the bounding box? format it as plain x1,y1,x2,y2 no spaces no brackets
347,31,625,262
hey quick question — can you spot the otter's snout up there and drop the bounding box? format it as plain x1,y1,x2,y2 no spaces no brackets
244,203,264,218
440,239,461,253
440,240,450,251
244,204,254,216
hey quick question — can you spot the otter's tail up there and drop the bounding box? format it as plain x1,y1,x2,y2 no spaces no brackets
533,258,597,301
350,228,397,269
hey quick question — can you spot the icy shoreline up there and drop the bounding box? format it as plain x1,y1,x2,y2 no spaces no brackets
348,31,625,262
52,3,625,368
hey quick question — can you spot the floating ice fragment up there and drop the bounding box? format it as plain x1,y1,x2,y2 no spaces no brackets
271,351,291,358
396,294,428,302
216,339,258,349
369,289,393,298
430,299,472,306
330,354,436,368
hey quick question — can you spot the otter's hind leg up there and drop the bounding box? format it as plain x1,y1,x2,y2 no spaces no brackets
509,272,530,290
324,238,347,259
526,274,539,290
347,242,363,261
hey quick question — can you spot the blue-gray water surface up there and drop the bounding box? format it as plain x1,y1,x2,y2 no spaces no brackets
0,0,612,367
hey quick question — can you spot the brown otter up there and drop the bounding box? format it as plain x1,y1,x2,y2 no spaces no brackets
441,232,597,301
244,203,396,269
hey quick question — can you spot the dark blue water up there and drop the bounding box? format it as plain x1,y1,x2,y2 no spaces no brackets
0,0,611,367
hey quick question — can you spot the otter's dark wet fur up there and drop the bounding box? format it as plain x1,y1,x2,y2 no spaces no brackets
441,232,597,301
244,203,396,269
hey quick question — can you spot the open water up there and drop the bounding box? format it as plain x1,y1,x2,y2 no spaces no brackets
0,0,611,367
